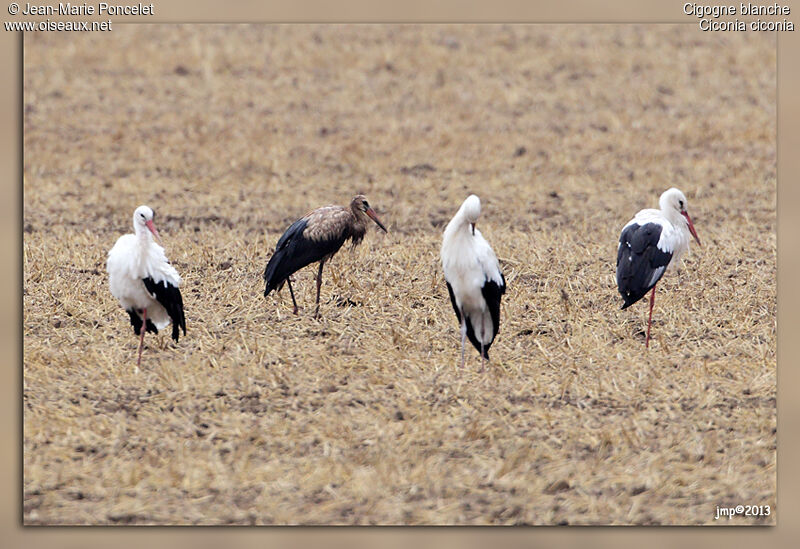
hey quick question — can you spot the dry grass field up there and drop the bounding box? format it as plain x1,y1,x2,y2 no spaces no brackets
22,25,775,525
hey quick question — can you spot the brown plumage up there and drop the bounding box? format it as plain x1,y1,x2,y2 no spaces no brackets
263,195,388,318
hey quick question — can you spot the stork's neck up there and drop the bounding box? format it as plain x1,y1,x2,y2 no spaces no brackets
350,206,369,229
352,217,367,236
134,224,153,247
444,209,475,240
661,206,686,232
348,208,368,246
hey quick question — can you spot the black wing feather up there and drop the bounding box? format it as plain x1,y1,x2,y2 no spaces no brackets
263,218,348,296
445,281,461,323
616,222,673,309
447,275,506,360
447,280,483,356
481,273,506,346
126,308,157,336
464,318,484,358
142,278,186,342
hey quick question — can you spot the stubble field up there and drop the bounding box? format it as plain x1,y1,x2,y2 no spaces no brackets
23,25,776,525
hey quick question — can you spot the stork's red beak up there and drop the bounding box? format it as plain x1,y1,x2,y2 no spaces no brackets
682,211,701,246
365,207,387,233
145,219,162,244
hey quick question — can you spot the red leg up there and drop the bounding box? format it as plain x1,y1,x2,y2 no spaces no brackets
646,286,656,349
459,315,467,368
137,308,147,368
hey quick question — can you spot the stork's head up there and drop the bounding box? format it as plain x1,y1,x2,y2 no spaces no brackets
133,205,161,243
660,188,700,246
461,194,481,235
351,195,387,232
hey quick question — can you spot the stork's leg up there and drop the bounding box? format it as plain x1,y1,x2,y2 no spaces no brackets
137,308,147,368
460,313,467,368
286,278,299,315
480,316,486,372
646,285,656,349
314,260,325,319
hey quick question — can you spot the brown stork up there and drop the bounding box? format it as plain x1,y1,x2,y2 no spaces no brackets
263,195,388,318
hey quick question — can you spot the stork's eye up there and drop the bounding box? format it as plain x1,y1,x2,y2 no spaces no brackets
679,200,684,209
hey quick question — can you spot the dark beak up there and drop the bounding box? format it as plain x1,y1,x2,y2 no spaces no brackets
470,223,475,235
682,211,701,246
366,207,387,233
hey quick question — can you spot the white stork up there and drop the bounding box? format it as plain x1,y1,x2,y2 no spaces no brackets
441,195,506,370
107,205,186,367
263,195,387,318
616,187,701,348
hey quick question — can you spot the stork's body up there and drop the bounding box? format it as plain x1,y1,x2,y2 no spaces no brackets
441,195,506,369
107,205,186,367
616,188,701,347
264,195,387,318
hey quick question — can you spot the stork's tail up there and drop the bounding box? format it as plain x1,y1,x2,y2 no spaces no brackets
263,282,284,297
263,251,285,297
619,290,643,310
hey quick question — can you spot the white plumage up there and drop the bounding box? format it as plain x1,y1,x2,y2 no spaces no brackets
107,205,186,366
616,188,701,347
441,195,506,369
108,232,180,332
620,189,694,269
